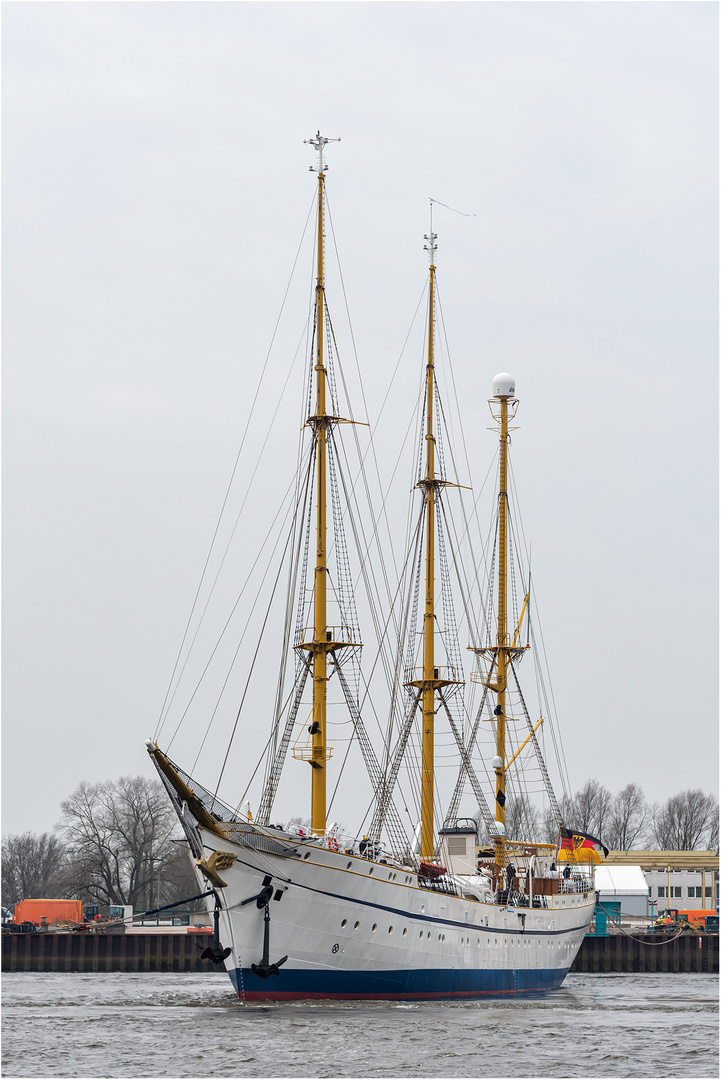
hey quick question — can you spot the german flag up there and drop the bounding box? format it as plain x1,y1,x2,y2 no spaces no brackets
557,828,608,864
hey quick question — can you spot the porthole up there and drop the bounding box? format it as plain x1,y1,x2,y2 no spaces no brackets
402,928,407,936
340,919,347,928
346,861,353,870
353,921,360,930
419,931,423,939
427,931,431,939
372,923,377,932
369,868,374,876
438,934,442,941
388,926,393,934
304,852,311,859
442,934,445,942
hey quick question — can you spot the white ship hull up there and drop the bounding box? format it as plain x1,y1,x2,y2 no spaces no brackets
196,826,594,1000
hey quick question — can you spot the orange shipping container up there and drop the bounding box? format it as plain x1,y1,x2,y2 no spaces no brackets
14,899,83,926
677,908,717,926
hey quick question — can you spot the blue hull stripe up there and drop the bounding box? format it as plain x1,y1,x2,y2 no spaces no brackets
206,846,591,938
228,965,569,999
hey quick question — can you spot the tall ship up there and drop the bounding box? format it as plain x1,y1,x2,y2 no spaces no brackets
147,133,603,1000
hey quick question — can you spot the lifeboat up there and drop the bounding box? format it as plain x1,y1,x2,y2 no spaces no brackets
419,861,447,879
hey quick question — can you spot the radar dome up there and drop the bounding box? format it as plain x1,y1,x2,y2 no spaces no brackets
492,372,516,398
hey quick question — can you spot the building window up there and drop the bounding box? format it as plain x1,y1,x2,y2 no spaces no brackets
705,887,712,898
688,887,696,898
674,887,682,898
696,887,703,898
658,887,666,897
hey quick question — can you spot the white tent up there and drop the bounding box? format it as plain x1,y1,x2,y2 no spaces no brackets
595,865,649,917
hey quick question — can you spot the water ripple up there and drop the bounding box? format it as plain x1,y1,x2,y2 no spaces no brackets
2,971,717,1078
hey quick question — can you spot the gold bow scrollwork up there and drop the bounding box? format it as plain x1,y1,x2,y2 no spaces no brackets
195,851,237,888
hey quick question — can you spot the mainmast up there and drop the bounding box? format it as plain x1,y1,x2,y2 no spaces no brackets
304,131,339,835
405,220,466,861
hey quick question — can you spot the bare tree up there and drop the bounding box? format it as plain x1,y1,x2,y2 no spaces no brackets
59,776,190,909
504,794,542,842
539,792,575,844
648,789,719,851
570,779,613,840
1,831,68,908
606,783,648,851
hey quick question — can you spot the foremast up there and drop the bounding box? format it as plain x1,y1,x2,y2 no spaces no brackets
420,231,438,861
304,131,340,836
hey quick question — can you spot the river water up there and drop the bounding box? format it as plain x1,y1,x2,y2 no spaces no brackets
1,971,717,1079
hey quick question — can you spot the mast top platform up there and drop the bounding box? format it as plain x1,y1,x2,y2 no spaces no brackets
305,131,340,173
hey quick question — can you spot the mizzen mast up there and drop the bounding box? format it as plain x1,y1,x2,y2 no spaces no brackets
488,373,518,868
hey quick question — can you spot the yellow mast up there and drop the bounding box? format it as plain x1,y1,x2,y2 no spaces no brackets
304,131,339,835
491,373,517,868
420,232,438,861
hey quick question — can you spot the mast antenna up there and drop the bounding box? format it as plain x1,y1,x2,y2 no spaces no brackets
424,199,438,265
304,131,340,173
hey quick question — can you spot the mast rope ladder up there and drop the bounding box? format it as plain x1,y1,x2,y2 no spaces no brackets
434,493,465,688
371,691,422,843
267,445,316,775
327,440,357,637
509,661,563,828
444,679,493,824
257,658,313,823
331,659,409,852
293,442,318,652
402,506,426,686
437,691,495,832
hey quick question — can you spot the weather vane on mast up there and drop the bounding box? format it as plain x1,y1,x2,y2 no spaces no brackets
304,131,340,173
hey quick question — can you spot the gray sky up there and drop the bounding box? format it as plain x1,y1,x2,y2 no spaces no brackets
3,1,718,838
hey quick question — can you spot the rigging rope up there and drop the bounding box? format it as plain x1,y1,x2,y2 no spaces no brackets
155,194,317,744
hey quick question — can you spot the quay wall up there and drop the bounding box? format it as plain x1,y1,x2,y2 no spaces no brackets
570,933,718,974
2,931,216,973
3,931,718,974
